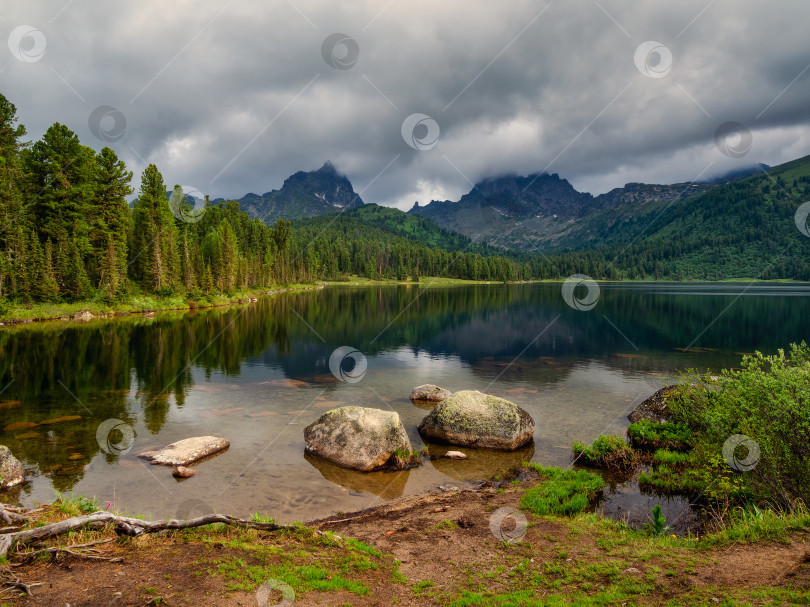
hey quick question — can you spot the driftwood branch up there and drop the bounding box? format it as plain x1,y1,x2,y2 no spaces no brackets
0,504,33,525
0,511,291,558
13,538,122,565
0,568,43,597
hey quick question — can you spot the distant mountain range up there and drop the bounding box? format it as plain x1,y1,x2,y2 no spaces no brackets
225,160,778,253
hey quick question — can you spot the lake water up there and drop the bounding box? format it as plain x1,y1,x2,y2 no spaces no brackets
1,282,809,524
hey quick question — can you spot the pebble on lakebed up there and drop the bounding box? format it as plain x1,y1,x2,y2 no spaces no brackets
172,466,197,479
443,451,468,459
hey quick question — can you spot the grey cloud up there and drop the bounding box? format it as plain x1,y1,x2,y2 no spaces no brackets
2,0,809,210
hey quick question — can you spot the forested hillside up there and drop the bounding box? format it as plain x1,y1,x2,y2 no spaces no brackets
0,94,532,304
3,90,810,309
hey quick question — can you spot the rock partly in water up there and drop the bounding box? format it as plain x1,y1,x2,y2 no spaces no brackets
417,390,535,450
410,384,452,403
137,436,230,466
0,445,25,490
73,309,94,321
628,385,678,423
172,466,197,479
304,406,413,472
444,451,467,459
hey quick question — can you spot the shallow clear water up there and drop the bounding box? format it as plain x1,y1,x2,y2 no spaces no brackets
1,282,809,523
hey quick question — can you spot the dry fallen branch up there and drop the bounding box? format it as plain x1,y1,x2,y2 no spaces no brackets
14,538,122,565
0,511,292,558
0,504,32,525
0,568,43,597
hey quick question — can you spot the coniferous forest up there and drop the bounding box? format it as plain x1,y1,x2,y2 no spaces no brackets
4,91,810,308
0,93,537,305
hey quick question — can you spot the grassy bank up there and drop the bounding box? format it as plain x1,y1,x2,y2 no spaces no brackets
0,283,322,325
2,474,808,605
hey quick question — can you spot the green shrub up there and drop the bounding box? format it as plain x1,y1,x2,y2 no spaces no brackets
521,464,606,516
572,435,637,472
668,343,810,509
627,420,692,452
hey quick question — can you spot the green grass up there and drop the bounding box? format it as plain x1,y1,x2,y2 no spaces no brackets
520,465,606,516
572,435,637,472
54,491,99,516
627,420,692,452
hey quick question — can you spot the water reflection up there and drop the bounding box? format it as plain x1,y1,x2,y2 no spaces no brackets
1,283,809,519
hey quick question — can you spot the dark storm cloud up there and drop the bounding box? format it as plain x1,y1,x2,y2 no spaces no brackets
2,0,809,208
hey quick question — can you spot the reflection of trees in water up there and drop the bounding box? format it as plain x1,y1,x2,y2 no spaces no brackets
1,285,807,492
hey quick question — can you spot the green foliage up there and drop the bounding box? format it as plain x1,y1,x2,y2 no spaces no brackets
643,505,671,536
520,464,606,516
668,343,810,509
572,435,637,472
627,420,692,452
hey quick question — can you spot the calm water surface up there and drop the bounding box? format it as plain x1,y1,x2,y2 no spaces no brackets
1,283,809,523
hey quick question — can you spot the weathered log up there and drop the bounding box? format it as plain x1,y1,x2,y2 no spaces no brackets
0,511,291,558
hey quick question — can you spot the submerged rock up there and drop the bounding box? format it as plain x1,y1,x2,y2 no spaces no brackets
444,451,467,459
627,385,678,423
0,445,25,490
410,384,452,403
304,406,412,472
417,390,535,450
172,466,197,479
137,436,230,466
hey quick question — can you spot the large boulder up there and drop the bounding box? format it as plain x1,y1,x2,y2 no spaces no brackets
628,385,677,423
410,384,452,403
417,390,535,450
0,445,25,490
304,407,412,471
137,436,230,466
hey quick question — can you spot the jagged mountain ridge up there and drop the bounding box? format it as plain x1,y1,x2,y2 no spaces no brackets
224,162,364,223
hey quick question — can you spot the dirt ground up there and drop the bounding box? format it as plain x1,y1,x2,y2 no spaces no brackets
3,472,809,606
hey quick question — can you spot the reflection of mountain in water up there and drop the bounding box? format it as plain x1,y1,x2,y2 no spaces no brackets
2,283,810,494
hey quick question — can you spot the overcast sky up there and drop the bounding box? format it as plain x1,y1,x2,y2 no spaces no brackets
3,1,810,209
